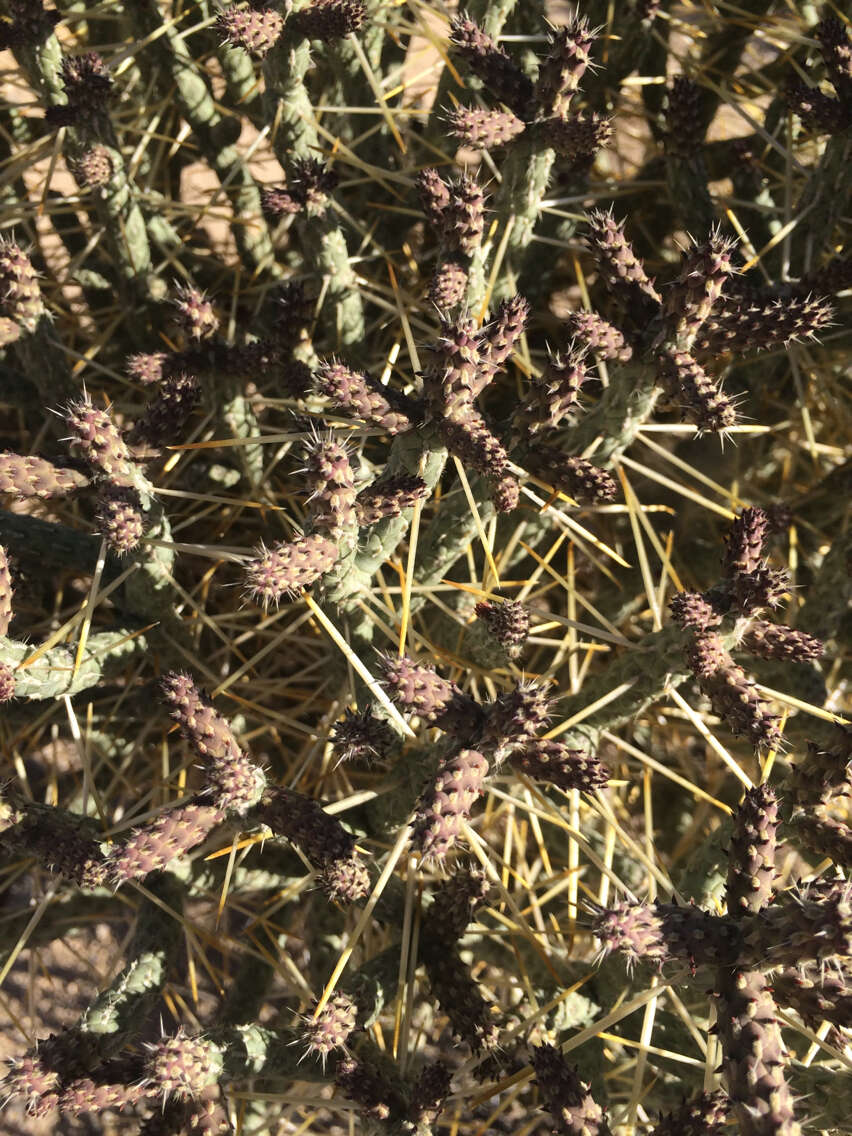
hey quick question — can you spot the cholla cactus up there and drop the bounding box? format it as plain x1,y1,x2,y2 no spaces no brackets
257,786,369,903
412,747,489,864
0,238,45,341
0,1,848,1132
107,802,226,885
143,1030,223,1101
0,452,89,498
531,1043,611,1136
159,672,266,813
473,598,530,659
301,992,357,1066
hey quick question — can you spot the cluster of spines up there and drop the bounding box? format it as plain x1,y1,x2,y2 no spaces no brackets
591,899,742,972
143,1030,223,1102
0,452,89,498
661,230,737,352
1,1026,226,1125
353,473,429,526
694,292,834,357
288,0,367,43
262,157,339,219
585,209,661,311
128,372,201,453
383,660,609,860
170,285,219,342
425,866,488,942
562,311,632,362
771,964,852,1031
649,1091,730,1136
219,0,366,57
218,3,284,58
713,969,800,1136
44,52,113,133
64,397,136,486
513,348,589,437
670,508,825,749
257,786,369,903
94,486,144,555
725,785,778,916
334,1053,407,1122
314,361,415,434
378,654,482,735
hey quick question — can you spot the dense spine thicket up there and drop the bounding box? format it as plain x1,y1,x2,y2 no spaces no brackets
0,1,849,1133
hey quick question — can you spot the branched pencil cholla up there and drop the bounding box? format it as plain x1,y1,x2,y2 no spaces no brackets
0,1,849,1133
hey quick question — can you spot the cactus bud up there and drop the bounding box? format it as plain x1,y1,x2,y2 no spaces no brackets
512,740,610,793
160,672,266,813
562,311,632,361
68,144,113,189
171,285,219,341
302,993,357,1066
330,705,396,766
669,591,722,630
94,485,145,554
586,209,661,308
314,361,415,434
726,784,778,915
656,349,738,433
144,1030,223,1101
524,448,618,505
422,945,499,1051
108,803,225,885
740,620,823,662
257,786,369,903
534,16,596,116
354,473,429,526
64,397,135,485
428,258,468,309
378,654,481,734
